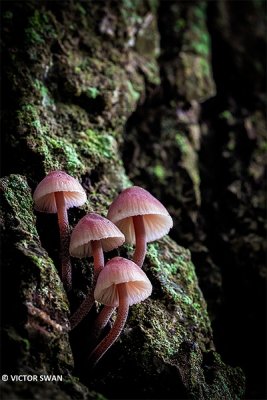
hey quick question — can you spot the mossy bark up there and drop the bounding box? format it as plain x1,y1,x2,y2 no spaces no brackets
3,0,264,399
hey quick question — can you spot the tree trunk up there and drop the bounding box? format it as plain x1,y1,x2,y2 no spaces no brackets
1,1,265,399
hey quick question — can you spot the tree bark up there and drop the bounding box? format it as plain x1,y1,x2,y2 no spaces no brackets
2,1,264,399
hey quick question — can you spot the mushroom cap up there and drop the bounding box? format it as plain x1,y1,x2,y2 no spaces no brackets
107,186,173,244
94,256,152,307
69,213,125,258
33,170,87,213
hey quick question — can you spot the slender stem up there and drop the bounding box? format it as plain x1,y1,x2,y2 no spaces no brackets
70,290,95,330
88,284,129,366
133,215,146,268
70,241,104,330
91,240,104,282
91,306,115,341
55,191,72,292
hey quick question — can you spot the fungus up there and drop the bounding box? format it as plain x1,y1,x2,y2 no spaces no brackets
107,186,173,267
33,170,86,292
89,256,152,366
69,213,125,329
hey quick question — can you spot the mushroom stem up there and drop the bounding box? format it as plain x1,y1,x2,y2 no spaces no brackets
70,241,105,330
55,191,72,292
133,215,146,268
91,240,105,280
88,284,129,366
91,305,115,342
70,291,95,330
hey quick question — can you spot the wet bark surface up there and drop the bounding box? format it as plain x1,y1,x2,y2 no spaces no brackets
1,1,266,399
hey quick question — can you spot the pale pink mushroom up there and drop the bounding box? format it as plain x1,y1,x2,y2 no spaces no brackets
89,256,152,366
33,170,86,292
107,186,173,267
69,213,125,329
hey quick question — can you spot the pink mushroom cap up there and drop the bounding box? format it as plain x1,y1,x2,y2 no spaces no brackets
107,186,173,244
94,256,152,307
33,170,87,213
69,213,125,258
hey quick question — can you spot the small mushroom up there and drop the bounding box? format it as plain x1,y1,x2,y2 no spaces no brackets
89,256,152,366
69,213,125,329
107,186,173,267
33,170,86,292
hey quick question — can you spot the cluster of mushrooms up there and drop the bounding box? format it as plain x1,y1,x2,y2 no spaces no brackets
33,170,173,366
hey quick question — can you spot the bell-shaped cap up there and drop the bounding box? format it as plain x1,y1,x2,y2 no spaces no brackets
33,170,87,213
69,213,125,258
94,256,152,307
107,186,173,244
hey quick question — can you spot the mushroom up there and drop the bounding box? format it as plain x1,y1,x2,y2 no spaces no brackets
107,186,173,267
89,256,152,366
69,213,125,329
33,170,87,292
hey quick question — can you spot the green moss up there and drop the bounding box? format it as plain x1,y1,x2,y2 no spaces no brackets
153,164,166,181
17,103,87,175
191,41,210,56
147,0,158,14
17,103,39,127
121,0,143,24
192,1,207,19
33,79,54,107
127,80,141,102
182,2,210,59
86,87,100,99
19,109,56,170
1,175,70,317
226,132,236,151
175,132,189,155
259,141,267,152
127,238,212,373
219,110,235,123
144,61,161,85
1,175,38,238
81,129,115,160
25,10,56,45
16,94,129,182
199,57,211,77
175,1,215,101
146,240,204,313
129,302,183,369
175,132,200,205
143,304,183,357
45,136,83,174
